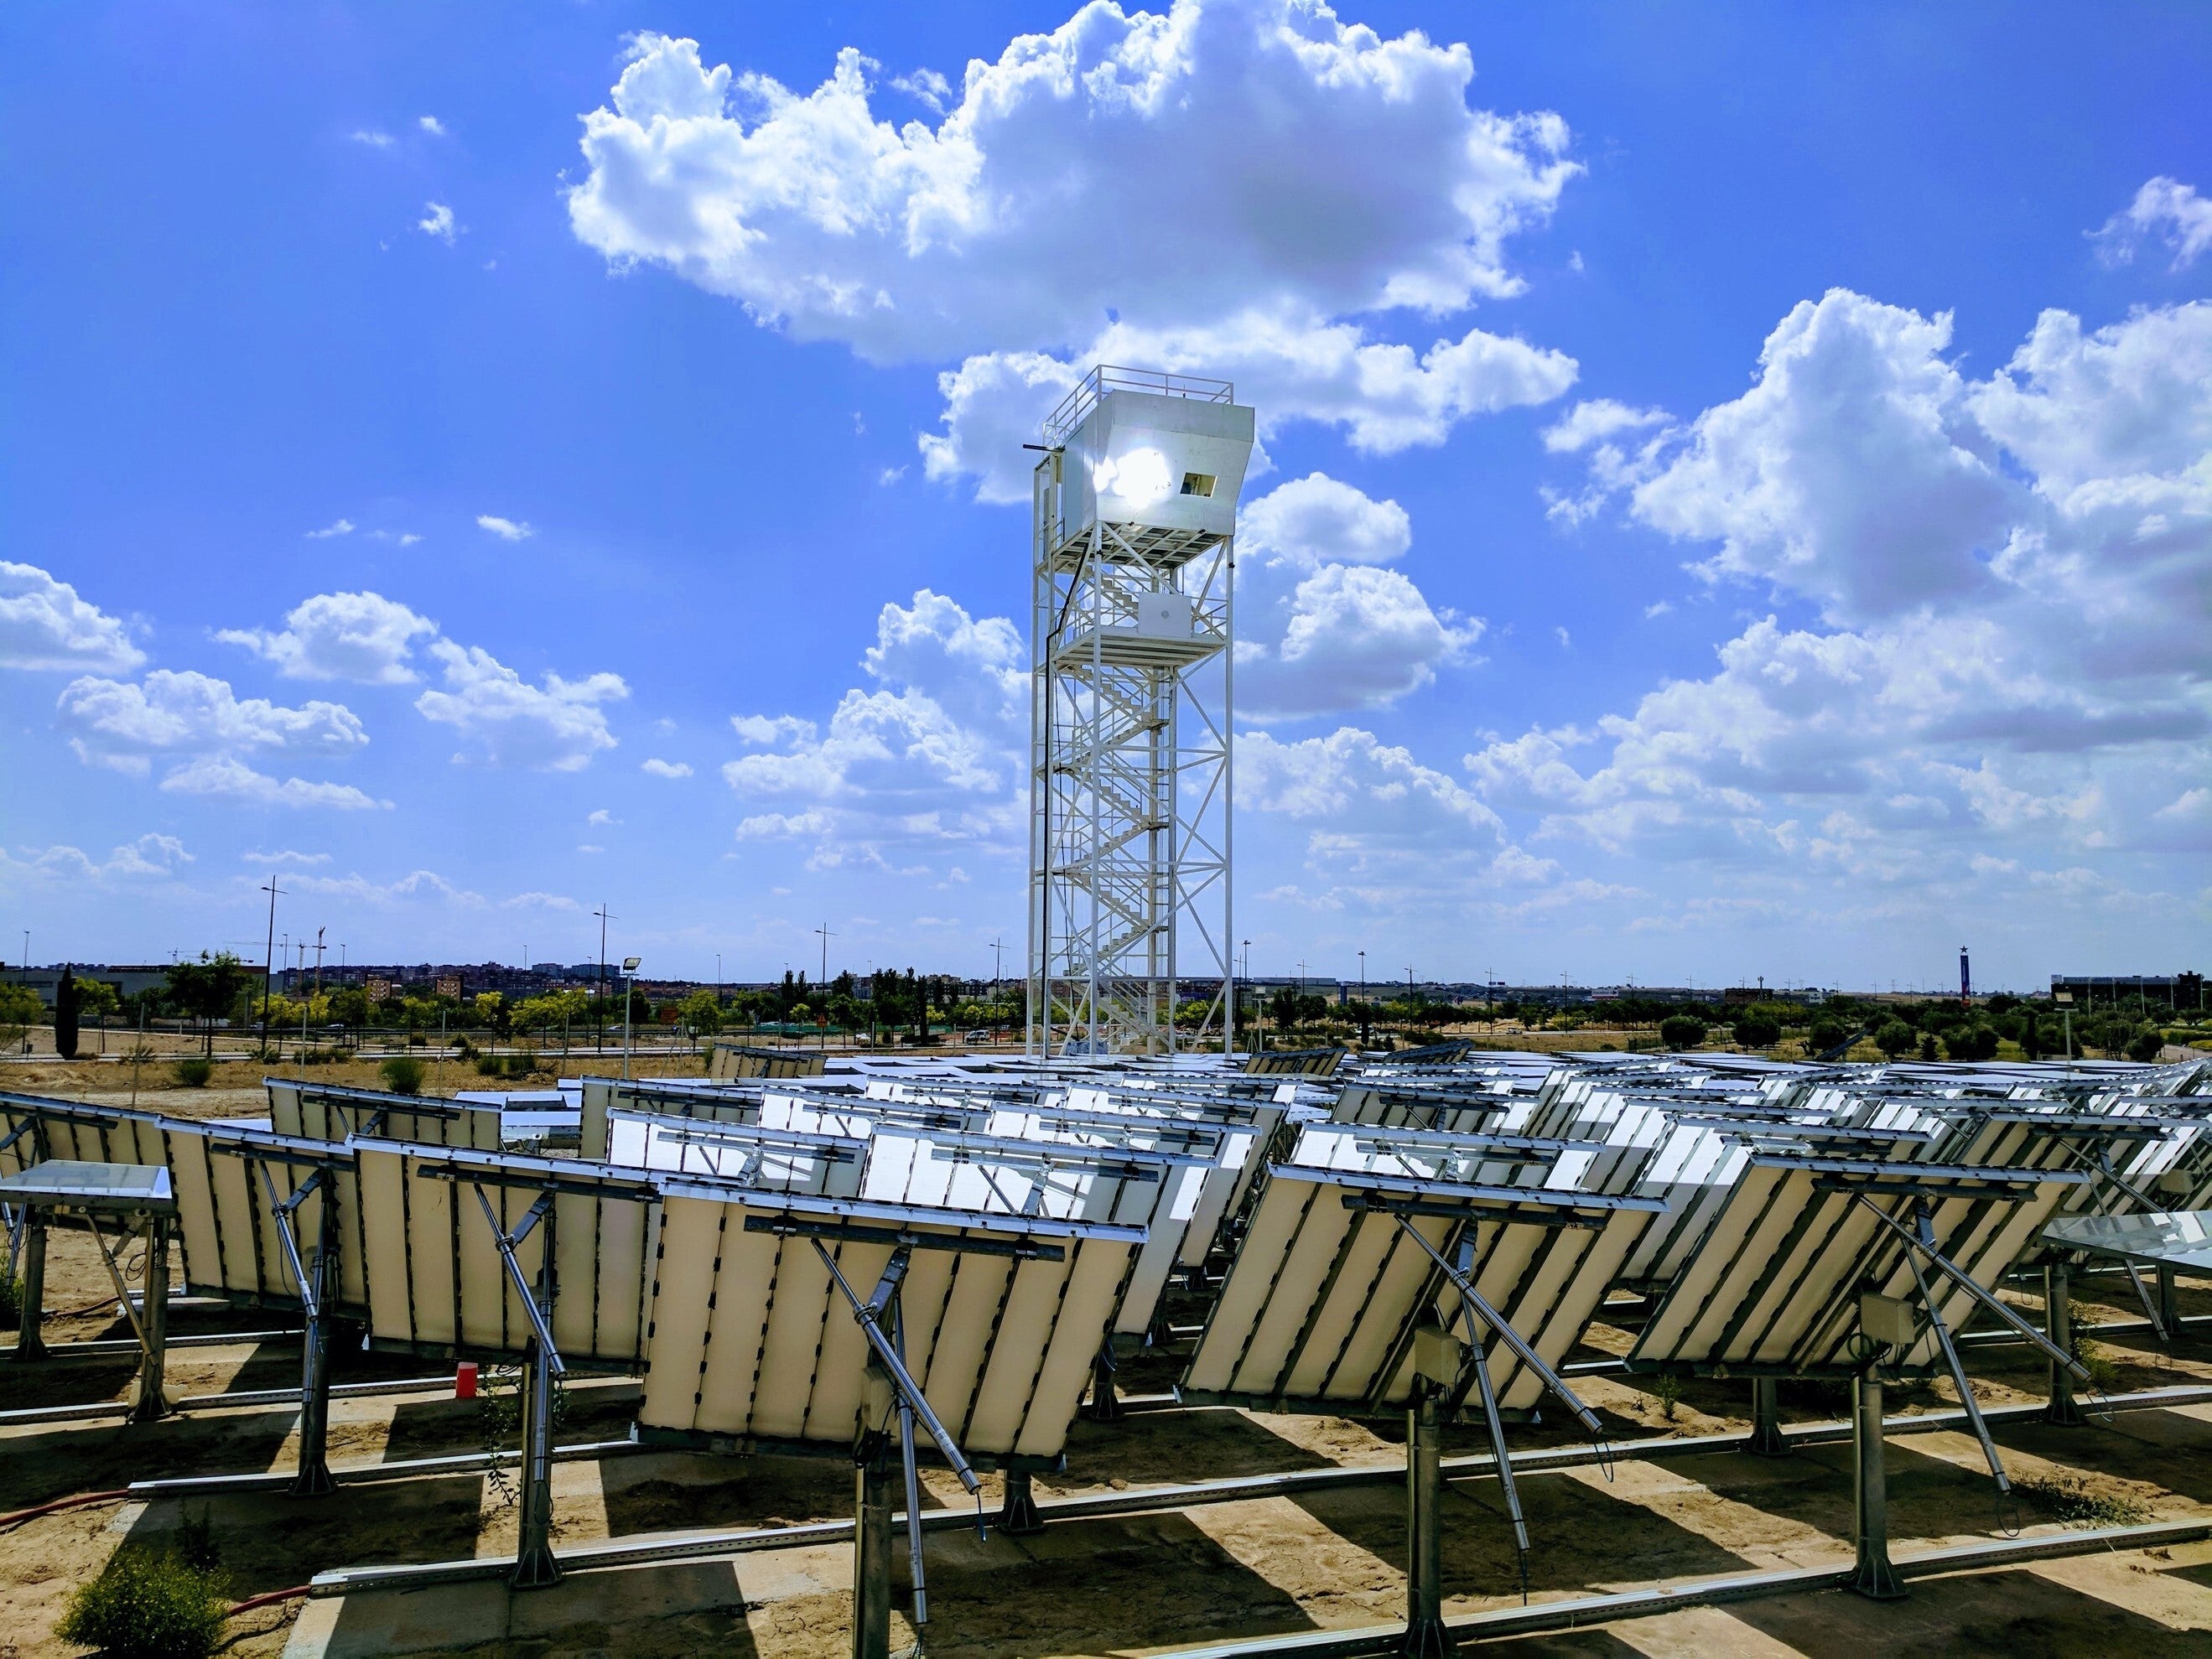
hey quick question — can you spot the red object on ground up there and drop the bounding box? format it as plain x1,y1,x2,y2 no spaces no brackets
455,1361,478,1399
0,1490,131,1532
227,1584,314,1617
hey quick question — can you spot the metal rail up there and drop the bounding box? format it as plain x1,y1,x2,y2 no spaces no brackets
302,1382,2212,1596
1156,1518,2212,1659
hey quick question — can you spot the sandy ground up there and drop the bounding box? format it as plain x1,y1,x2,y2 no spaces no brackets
3,1257,2209,1658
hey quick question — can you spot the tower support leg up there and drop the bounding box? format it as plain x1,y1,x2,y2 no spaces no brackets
128,1217,171,1422
1749,1376,1788,1455
1401,1380,1456,1656
1849,1371,1906,1599
11,1216,46,1361
999,1466,1044,1535
854,1437,896,1659
511,1337,561,1587
2159,1265,2179,1339
2043,1264,2085,1427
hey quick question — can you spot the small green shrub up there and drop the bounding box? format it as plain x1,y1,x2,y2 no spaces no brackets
1650,1373,1682,1422
2068,1328,2122,1392
378,1056,426,1096
0,1272,22,1330
175,1508,221,1574
170,1056,213,1089
2016,1473,2147,1527
55,1545,226,1659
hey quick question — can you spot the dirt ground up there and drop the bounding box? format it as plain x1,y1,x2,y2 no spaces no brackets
4,1249,2211,1658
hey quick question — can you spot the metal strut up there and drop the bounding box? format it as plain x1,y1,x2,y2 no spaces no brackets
892,1297,931,1648
1849,1195,2095,1390
816,1241,983,1659
470,1184,563,1589
1897,1201,2016,1531
1392,1215,1612,1458
812,1238,980,1495
1449,1236,1530,1597
78,1211,171,1421
2092,1151,2174,1340
257,1166,337,1494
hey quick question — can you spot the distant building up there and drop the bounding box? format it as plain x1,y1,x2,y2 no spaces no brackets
0,964,172,1009
2051,972,2204,1011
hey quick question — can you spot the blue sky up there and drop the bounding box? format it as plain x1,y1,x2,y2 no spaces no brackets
3,0,2207,992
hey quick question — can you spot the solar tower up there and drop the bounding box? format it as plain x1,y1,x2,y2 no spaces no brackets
1027,368,1255,1057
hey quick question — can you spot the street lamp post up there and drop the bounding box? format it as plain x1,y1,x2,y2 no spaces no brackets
621,957,641,1080
1240,940,1251,1053
1357,949,1367,1051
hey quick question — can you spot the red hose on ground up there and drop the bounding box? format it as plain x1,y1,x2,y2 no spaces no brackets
0,1489,132,1530
227,1585,314,1617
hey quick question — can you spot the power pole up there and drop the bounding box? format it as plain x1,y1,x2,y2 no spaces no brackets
260,879,283,1040
594,904,615,1054
814,924,835,1052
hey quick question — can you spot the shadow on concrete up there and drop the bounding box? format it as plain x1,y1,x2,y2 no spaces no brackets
599,1449,850,1538
1294,1460,1758,1605
315,1559,760,1659
123,1475,491,1600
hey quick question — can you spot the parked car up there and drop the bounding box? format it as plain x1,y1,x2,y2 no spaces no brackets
964,1029,992,1044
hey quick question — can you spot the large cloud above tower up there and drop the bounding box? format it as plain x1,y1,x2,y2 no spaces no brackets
569,3,1576,360
568,2,1580,495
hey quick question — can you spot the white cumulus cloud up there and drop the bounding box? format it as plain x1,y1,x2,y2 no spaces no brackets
216,590,439,684
158,756,388,811
720,590,1025,864
1485,289,2212,911
569,8,1576,363
1,562,144,672
418,201,458,243
0,834,194,884
2091,176,2212,271
476,515,533,541
58,670,369,772
414,640,628,770
1235,474,1480,719
641,757,694,778
569,6,1581,502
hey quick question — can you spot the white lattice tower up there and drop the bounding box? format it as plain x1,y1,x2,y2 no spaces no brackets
1026,368,1255,1057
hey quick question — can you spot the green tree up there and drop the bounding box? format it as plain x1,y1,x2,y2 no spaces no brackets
0,982,44,1051
1732,1013,1781,1050
675,988,723,1035
54,965,80,1060
2126,1025,2167,1062
164,951,251,1056
77,976,122,1024
1948,1025,2000,1062
1660,1014,1707,1050
1875,1019,1917,1058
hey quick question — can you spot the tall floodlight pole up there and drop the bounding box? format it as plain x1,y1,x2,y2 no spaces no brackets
1028,367,1254,1059
593,904,614,1054
259,879,283,1040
